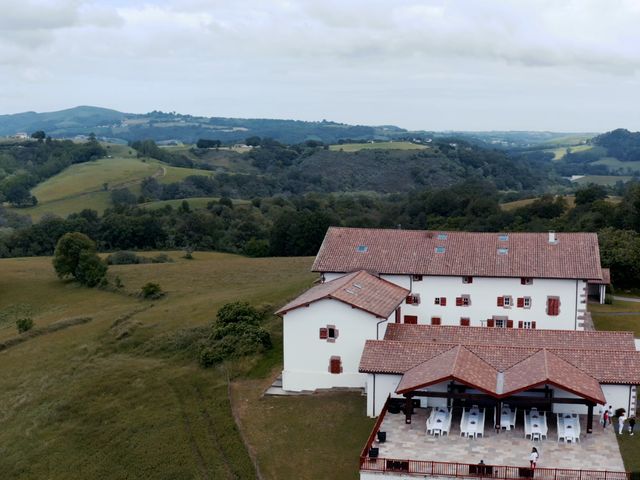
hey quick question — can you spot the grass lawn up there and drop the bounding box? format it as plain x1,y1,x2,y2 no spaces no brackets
329,141,426,152
0,252,316,479
231,378,374,479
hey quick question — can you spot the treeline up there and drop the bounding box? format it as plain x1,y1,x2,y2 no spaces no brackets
0,137,105,206
4,180,640,286
593,129,640,162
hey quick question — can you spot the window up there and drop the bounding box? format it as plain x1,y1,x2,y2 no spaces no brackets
431,317,441,325
412,274,423,282
491,318,513,328
497,248,508,255
518,321,537,329
497,296,512,308
435,246,446,254
406,294,421,305
460,317,470,327
517,297,531,309
404,315,418,324
356,245,368,253
329,356,343,374
437,233,448,240
547,297,560,316
319,325,339,342
499,234,509,241
521,277,533,285
456,295,471,307
435,297,447,306
462,276,473,284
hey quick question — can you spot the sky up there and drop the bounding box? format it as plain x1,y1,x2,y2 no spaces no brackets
1,0,640,132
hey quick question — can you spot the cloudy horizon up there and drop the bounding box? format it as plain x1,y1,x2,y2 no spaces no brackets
1,0,639,132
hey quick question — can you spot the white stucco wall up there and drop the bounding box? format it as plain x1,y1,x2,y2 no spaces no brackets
321,272,587,330
602,384,634,415
282,298,392,392
366,374,403,417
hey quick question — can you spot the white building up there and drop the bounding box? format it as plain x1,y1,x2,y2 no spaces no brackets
276,270,408,392
314,228,610,330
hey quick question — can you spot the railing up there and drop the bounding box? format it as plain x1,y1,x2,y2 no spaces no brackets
360,395,391,458
359,457,630,480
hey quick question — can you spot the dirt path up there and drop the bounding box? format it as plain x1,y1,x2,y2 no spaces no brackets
613,295,640,303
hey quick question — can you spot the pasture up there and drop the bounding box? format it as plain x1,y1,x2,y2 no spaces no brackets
329,141,427,152
572,175,632,186
0,252,315,479
547,144,594,161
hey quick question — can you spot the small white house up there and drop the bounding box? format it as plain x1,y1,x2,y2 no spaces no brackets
276,270,408,392
314,228,610,330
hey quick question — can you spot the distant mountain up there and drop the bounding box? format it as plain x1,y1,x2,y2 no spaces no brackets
0,106,407,144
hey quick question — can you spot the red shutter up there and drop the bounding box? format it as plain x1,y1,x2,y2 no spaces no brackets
460,317,470,326
497,296,504,307
518,321,523,328
406,295,414,305
507,320,514,328
532,321,537,329
431,317,441,325
440,297,447,306
319,328,328,339
468,276,473,284
487,319,495,327
456,297,463,306
404,315,418,325
521,277,526,285
329,356,342,374
547,297,560,316
517,297,524,308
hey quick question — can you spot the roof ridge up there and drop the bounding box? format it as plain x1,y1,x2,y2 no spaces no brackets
543,348,603,384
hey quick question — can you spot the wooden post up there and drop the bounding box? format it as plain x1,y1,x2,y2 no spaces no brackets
405,394,413,424
587,403,594,434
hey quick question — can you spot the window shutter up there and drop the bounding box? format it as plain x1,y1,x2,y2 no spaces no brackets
518,321,523,328
329,356,342,374
333,328,339,339
487,319,495,328
468,276,473,284
521,277,526,285
547,297,560,316
404,315,418,325
460,317,470,326
507,320,514,328
456,297,463,306
319,328,328,339
440,297,447,306
497,296,504,307
517,297,524,308
406,295,414,305
431,317,441,325
532,321,537,329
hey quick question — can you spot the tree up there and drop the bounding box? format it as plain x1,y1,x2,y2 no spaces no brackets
31,130,46,141
52,232,107,287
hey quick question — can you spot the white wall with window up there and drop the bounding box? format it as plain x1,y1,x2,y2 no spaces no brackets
282,298,394,392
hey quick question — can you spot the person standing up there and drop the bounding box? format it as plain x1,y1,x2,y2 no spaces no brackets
603,408,609,428
607,406,614,426
618,411,626,435
529,447,539,469
628,416,636,435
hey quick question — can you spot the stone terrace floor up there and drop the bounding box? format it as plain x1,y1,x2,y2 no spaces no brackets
374,407,625,471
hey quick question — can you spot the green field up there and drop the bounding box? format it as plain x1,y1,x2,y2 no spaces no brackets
329,141,427,152
547,144,593,161
0,252,323,479
572,175,633,186
140,197,250,210
500,195,621,211
594,157,640,173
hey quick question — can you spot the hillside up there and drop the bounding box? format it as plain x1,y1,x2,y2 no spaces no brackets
0,252,340,479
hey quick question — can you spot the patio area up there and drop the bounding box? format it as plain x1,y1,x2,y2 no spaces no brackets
372,407,625,471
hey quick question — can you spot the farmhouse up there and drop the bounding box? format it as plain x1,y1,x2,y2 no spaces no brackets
313,227,609,329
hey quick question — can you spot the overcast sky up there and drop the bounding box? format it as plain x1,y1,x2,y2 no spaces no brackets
1,0,639,132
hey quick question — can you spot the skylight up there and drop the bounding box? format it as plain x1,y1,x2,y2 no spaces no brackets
437,233,448,240
499,234,509,241
435,246,446,254
356,245,368,253
497,247,508,255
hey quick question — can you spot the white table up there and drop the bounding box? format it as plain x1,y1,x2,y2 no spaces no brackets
501,409,512,430
530,420,542,441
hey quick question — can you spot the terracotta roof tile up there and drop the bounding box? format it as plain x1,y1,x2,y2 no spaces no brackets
313,227,603,280
275,270,409,319
384,324,637,351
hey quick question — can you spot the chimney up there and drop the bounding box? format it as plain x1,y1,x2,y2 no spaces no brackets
548,231,557,244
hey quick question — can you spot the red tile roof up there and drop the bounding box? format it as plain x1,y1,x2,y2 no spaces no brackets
588,267,611,285
393,344,607,403
275,270,409,319
313,227,604,280
360,327,640,386
384,324,637,351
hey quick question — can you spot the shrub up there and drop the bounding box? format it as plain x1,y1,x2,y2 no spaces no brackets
107,251,140,265
16,317,34,333
140,282,165,299
53,233,107,287
216,302,264,326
